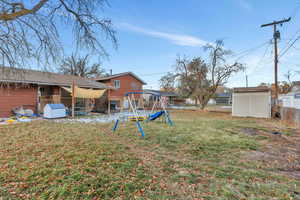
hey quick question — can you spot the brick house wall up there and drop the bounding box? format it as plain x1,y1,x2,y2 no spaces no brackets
0,85,38,117
0,85,63,117
97,74,144,107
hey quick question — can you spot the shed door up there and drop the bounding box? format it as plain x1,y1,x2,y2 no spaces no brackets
232,92,271,118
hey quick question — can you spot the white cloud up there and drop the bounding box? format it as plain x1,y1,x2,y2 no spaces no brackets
237,0,252,11
118,23,209,47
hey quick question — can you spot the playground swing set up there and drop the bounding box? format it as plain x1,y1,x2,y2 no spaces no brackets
112,91,173,137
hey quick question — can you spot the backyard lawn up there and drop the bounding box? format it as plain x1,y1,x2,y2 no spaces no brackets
0,110,299,199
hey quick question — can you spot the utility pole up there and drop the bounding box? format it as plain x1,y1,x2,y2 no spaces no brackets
246,75,248,88
261,18,290,107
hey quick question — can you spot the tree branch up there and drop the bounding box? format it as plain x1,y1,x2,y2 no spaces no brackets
0,0,49,21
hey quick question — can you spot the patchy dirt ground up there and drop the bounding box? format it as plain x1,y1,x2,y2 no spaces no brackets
237,124,300,179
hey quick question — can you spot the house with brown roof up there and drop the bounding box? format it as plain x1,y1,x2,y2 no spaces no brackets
0,67,109,117
94,72,146,110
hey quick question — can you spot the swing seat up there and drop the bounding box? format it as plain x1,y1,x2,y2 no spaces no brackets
128,116,147,122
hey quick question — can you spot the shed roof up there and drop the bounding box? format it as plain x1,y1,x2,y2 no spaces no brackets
0,67,109,89
233,87,270,93
94,72,147,85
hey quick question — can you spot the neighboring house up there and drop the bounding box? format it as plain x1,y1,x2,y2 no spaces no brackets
0,67,109,117
94,72,146,110
279,81,300,125
279,82,300,109
232,87,271,118
184,86,233,106
185,98,196,105
215,93,232,105
143,89,178,106
214,86,232,105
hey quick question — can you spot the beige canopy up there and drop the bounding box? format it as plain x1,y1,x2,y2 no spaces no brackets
62,86,106,99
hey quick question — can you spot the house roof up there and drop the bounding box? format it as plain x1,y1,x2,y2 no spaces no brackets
233,87,271,93
216,93,232,98
0,67,110,89
143,89,178,97
94,72,147,85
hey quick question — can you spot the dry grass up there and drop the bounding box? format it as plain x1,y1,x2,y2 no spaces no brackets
0,110,299,199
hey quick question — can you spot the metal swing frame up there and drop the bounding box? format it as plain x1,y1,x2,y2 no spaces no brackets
112,91,173,137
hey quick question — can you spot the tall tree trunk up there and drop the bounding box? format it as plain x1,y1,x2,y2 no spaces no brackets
198,93,212,110
197,96,206,110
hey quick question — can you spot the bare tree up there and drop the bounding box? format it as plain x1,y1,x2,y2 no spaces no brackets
279,70,294,94
172,56,210,108
162,40,244,109
159,72,176,92
284,70,293,85
59,54,107,78
197,40,244,108
0,0,117,69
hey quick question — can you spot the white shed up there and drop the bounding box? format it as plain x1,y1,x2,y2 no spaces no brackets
43,104,66,119
232,87,271,118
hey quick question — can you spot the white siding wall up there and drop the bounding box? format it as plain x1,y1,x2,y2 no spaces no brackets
232,92,271,118
280,94,300,109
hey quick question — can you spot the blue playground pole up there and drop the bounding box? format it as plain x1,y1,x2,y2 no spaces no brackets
165,111,174,126
112,119,119,131
168,117,174,126
136,121,145,137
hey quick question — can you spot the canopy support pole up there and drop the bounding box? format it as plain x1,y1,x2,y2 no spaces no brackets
108,89,111,115
72,81,75,118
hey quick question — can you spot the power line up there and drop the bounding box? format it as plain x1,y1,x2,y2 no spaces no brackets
137,40,281,79
292,45,300,51
230,41,270,61
249,43,273,75
259,43,272,63
139,42,272,77
279,18,300,58
279,34,300,58
261,17,291,103
283,27,300,45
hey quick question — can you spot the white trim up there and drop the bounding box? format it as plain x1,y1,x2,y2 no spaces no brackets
114,80,120,89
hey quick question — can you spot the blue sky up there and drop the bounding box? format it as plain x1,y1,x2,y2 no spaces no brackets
72,0,300,89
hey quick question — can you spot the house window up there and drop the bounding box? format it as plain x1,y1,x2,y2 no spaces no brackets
114,80,120,89
39,86,54,96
